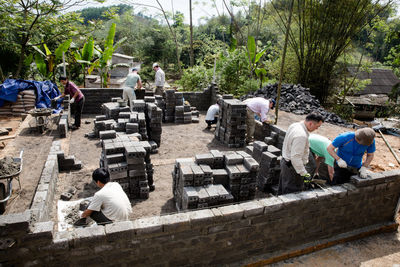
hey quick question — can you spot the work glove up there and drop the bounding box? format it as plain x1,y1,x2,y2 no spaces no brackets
70,97,75,104
337,158,347,168
302,173,312,184
359,166,369,179
53,95,61,101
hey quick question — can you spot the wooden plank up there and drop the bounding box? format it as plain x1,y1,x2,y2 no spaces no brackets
379,130,400,165
0,135,16,141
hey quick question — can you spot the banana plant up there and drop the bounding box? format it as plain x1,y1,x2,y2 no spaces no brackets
246,36,271,89
74,37,94,87
89,23,127,88
30,39,72,81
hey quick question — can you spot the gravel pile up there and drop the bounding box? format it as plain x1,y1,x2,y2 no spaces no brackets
240,83,350,126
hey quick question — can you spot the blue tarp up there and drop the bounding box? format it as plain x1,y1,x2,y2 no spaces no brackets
0,79,62,113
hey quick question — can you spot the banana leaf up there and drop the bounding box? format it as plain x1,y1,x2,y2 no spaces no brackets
55,39,72,61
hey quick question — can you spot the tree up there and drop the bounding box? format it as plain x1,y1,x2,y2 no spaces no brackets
89,23,127,88
74,37,95,87
273,0,394,103
0,0,91,78
189,0,194,67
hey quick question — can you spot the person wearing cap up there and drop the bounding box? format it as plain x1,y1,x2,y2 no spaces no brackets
243,97,275,143
327,127,376,184
278,112,325,195
78,168,132,226
54,76,85,129
123,68,142,111
308,134,335,182
152,63,165,96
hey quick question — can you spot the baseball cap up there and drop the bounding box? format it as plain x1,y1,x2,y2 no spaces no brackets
355,128,375,146
270,99,276,109
152,63,159,68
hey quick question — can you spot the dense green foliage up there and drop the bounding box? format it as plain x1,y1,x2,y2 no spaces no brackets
0,0,399,113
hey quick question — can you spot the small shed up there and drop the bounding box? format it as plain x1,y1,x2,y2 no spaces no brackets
346,68,400,120
349,68,400,96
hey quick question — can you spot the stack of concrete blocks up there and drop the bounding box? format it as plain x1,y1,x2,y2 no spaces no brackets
258,145,281,191
102,102,121,120
145,103,162,147
58,95,70,137
172,158,234,210
173,149,260,210
223,151,258,201
55,151,83,172
164,89,175,122
174,92,185,123
93,115,117,138
100,137,153,199
214,98,247,148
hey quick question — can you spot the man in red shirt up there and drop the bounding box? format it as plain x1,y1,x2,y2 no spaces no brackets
55,76,85,129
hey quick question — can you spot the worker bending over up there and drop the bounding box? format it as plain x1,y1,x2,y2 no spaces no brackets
308,134,335,182
205,102,220,129
244,97,275,144
278,112,324,195
327,127,375,184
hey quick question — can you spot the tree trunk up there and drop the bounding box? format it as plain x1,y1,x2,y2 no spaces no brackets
15,43,27,78
189,0,194,67
275,0,294,124
155,0,182,76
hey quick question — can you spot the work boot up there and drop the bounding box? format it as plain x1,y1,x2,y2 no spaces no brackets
149,185,155,192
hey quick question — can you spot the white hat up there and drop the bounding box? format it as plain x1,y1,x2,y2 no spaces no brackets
152,63,159,68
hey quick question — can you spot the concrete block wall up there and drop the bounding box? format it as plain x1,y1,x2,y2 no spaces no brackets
81,85,216,115
254,121,286,149
81,88,123,114
1,169,400,266
30,141,59,222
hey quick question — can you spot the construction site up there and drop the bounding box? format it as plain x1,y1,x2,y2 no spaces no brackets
0,77,399,266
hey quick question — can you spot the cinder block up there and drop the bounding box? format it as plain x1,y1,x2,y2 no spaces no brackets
224,152,243,165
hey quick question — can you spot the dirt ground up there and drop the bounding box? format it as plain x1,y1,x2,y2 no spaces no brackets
0,111,400,265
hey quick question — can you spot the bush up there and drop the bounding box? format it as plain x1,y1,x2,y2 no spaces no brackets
237,79,260,96
176,65,213,91
216,48,251,95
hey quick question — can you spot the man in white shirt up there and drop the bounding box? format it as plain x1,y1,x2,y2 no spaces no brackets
278,112,324,195
79,168,132,225
153,63,165,96
244,97,275,143
205,103,220,129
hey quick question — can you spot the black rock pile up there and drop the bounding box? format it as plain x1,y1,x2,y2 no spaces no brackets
240,83,349,126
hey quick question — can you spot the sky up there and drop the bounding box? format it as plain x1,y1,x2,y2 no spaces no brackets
68,0,232,25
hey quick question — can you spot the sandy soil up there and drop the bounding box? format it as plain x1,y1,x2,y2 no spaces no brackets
1,111,399,215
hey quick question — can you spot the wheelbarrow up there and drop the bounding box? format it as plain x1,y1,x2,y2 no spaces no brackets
28,108,53,133
0,150,23,214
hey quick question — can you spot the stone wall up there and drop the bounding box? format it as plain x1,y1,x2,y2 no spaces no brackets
1,166,399,265
81,85,216,115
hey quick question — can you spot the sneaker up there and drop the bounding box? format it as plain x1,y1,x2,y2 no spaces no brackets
71,125,79,131
149,185,155,192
